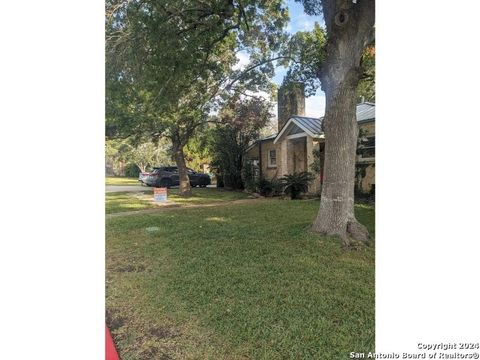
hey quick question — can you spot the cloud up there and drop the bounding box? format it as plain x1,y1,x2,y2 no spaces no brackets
305,94,326,118
294,13,316,32
233,51,250,70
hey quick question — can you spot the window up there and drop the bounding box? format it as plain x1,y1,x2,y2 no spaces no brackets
268,149,277,167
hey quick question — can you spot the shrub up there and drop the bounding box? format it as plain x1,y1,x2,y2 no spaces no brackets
256,178,274,196
280,171,315,200
244,177,257,192
271,178,285,196
242,160,257,192
124,163,140,178
255,177,284,197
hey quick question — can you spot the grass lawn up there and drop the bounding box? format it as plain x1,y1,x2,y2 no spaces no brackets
106,176,140,186
106,199,375,359
106,187,253,214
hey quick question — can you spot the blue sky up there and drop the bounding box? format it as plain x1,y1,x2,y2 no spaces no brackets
234,1,326,120
272,0,326,118
272,0,323,85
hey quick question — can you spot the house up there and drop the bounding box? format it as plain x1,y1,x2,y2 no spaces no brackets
245,83,375,194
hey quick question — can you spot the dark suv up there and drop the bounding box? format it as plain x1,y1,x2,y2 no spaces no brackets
144,166,211,188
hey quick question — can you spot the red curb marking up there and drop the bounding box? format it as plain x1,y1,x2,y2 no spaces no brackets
106,324,120,360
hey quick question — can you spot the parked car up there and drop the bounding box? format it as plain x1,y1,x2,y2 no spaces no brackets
144,166,211,188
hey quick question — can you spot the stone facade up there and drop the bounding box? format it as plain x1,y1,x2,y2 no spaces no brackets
356,119,375,193
277,82,305,131
245,84,375,195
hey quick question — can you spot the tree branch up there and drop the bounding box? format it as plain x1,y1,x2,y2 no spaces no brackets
225,55,295,90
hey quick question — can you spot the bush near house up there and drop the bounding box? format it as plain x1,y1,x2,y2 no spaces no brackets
255,177,283,197
281,171,315,199
256,177,274,196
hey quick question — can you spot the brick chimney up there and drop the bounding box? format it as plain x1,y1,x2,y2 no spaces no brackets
277,82,305,132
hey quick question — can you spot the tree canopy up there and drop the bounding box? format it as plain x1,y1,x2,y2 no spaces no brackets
106,0,289,195
210,94,273,189
280,21,374,100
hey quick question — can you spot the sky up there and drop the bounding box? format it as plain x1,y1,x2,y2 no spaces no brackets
275,1,326,119
234,0,325,127
235,0,326,124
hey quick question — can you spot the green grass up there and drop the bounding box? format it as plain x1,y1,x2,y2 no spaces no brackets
105,176,140,186
106,200,375,359
106,191,156,214
106,188,253,214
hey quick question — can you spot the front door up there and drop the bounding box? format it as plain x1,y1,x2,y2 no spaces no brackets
292,138,306,172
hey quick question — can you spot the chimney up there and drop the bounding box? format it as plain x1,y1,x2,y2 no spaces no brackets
277,82,305,132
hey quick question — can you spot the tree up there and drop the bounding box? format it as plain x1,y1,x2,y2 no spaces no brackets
130,140,172,172
106,0,288,196
105,139,133,176
129,142,154,173
357,45,375,102
210,94,272,189
105,138,172,175
151,138,174,169
184,131,213,173
287,0,375,245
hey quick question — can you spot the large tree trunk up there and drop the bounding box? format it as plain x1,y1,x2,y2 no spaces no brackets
173,146,192,197
312,81,368,244
312,0,374,246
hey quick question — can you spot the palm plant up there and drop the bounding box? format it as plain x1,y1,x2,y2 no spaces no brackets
280,171,315,200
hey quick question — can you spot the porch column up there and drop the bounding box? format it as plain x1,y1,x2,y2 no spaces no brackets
279,139,289,177
306,136,320,194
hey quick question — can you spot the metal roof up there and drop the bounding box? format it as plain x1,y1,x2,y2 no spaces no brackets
274,102,375,143
355,102,375,122
258,134,277,141
245,133,277,152
274,116,322,143
317,102,375,123
290,116,322,135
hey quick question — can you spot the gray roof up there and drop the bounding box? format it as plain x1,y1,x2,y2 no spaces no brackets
274,102,375,143
355,102,375,122
294,102,376,134
257,134,277,141
245,133,277,152
290,116,322,135
317,102,375,124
